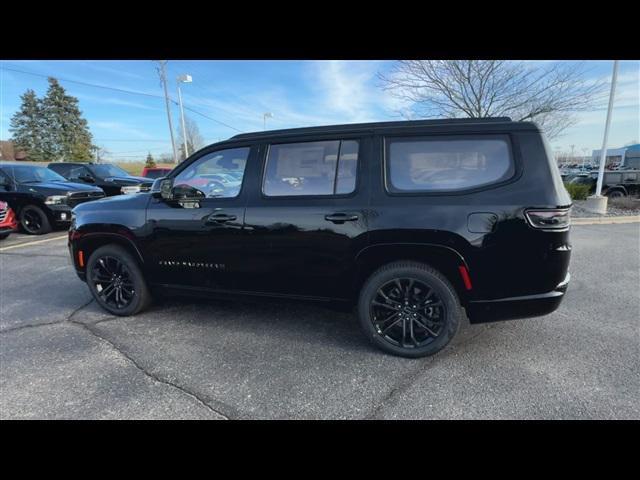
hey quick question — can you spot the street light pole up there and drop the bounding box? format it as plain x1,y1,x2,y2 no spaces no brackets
263,112,273,131
595,60,619,197
177,74,192,161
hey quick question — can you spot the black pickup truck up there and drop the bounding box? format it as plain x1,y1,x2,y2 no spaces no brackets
48,162,153,196
566,170,640,198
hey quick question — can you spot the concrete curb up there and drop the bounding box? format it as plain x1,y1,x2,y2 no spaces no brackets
572,216,640,225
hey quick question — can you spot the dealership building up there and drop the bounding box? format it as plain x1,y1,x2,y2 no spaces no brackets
591,144,640,169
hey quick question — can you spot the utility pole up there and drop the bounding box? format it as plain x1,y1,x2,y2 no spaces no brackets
156,61,178,163
177,74,192,161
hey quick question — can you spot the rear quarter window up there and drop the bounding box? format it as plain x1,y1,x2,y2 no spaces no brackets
385,135,515,193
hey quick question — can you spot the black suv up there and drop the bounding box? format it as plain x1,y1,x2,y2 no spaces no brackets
48,162,153,196
68,118,572,357
0,162,105,235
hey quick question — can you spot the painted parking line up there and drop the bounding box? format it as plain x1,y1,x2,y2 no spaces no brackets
0,235,68,252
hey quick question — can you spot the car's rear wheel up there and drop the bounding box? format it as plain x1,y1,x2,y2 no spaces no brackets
606,190,625,198
358,261,462,358
19,205,52,235
86,245,152,316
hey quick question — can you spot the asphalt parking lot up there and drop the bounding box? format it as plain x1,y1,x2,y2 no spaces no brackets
1,223,639,420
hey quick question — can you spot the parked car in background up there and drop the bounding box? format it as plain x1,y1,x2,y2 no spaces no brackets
0,162,105,235
0,200,18,240
69,118,572,358
47,162,153,196
568,170,640,197
141,167,173,179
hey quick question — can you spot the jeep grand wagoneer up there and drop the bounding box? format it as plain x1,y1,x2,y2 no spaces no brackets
68,118,571,357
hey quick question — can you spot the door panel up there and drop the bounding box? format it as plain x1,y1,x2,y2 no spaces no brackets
242,136,371,300
143,145,254,291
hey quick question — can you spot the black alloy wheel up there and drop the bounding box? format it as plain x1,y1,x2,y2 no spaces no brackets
86,245,152,316
358,261,462,358
370,277,446,349
20,205,52,235
90,255,136,310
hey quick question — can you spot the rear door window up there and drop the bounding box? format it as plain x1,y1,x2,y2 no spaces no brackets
263,139,359,197
68,165,91,180
386,136,514,193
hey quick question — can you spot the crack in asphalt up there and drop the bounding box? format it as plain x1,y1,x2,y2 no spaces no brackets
0,298,95,334
363,326,491,419
70,320,231,420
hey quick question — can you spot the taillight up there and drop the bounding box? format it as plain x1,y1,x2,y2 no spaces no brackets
525,208,571,230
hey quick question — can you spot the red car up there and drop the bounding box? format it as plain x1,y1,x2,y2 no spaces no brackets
0,200,18,240
141,167,173,179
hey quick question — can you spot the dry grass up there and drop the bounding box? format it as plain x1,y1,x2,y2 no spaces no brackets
609,196,640,210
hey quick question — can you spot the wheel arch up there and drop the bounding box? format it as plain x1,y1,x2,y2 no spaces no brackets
77,230,145,269
605,185,627,197
354,243,471,304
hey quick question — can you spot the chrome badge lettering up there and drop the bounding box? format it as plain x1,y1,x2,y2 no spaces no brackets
158,260,226,270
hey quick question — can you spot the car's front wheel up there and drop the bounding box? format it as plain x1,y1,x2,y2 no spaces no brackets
358,261,462,358
86,245,152,316
19,205,52,235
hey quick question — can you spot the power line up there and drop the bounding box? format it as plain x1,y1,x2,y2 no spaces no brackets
181,104,243,133
2,62,244,133
1,64,167,100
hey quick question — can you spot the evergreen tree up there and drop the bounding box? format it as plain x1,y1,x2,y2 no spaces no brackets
40,78,94,161
9,89,46,161
145,152,157,168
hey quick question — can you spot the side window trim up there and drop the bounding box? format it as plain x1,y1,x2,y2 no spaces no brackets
383,133,517,196
261,138,360,198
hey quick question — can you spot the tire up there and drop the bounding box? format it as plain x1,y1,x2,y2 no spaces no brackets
86,245,152,316
607,190,624,198
357,261,462,358
19,205,52,235
0,233,9,240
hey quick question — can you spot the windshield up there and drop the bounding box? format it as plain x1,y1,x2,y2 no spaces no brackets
3,165,68,184
90,164,130,177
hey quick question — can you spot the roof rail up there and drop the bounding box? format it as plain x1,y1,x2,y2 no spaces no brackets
229,117,514,140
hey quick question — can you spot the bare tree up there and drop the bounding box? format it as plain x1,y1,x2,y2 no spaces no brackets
379,60,606,139
176,116,205,161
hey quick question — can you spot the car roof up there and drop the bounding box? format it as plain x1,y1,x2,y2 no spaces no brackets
49,162,94,166
226,117,538,143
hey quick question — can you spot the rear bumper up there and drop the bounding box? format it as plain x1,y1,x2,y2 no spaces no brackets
466,273,570,324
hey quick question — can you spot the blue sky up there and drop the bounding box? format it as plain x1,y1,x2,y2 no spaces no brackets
0,60,638,161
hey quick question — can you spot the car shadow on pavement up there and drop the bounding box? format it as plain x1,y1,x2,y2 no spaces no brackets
132,294,479,358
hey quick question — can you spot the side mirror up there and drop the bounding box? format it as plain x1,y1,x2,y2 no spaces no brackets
151,177,174,200
171,184,206,201
80,174,95,183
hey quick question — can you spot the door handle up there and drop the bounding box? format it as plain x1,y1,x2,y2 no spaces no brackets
205,213,237,224
325,213,359,224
